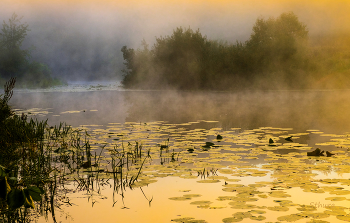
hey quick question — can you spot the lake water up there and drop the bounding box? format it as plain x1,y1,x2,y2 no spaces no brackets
7,85,350,223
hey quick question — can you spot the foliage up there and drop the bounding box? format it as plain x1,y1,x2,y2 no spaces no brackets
0,14,30,80
0,79,48,222
152,27,210,89
307,33,350,89
0,78,48,171
244,12,310,88
21,62,61,88
121,39,154,88
246,12,308,68
0,13,65,89
0,77,15,122
120,12,317,90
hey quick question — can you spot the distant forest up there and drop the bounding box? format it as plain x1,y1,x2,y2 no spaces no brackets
121,12,350,90
0,13,65,88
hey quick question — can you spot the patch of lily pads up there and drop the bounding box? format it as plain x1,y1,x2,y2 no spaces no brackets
20,117,350,222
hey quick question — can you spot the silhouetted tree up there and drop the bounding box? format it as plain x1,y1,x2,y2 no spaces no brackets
246,12,308,71
0,13,31,79
121,39,154,88
0,13,65,88
153,27,209,89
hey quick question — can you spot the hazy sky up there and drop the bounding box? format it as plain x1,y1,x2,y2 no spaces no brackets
3,0,349,41
1,0,349,80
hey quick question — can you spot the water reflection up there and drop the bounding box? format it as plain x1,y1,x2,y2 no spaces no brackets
10,89,350,134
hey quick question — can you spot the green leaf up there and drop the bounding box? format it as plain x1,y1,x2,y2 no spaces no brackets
0,176,11,200
7,188,25,209
26,186,43,201
0,165,7,177
23,189,35,209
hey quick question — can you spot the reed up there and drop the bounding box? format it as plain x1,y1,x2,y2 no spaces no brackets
0,78,157,222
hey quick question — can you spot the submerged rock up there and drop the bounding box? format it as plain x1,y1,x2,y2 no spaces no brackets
307,148,336,157
326,151,335,157
81,161,91,168
187,148,194,153
307,148,324,156
285,136,293,142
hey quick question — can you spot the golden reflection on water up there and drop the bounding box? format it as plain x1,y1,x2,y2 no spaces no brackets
37,169,350,223
30,120,350,222
10,90,350,223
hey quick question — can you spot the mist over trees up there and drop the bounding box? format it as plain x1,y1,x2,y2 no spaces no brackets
121,12,330,90
0,13,65,88
0,10,349,90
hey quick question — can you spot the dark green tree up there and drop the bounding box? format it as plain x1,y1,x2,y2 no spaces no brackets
0,77,15,122
246,12,308,71
0,13,31,79
121,39,154,88
0,13,66,88
152,27,209,89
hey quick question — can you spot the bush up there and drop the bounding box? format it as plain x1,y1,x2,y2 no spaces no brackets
0,78,15,123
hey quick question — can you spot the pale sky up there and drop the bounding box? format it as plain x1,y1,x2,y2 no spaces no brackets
2,0,350,45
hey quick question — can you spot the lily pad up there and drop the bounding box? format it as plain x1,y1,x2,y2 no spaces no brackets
267,206,289,212
190,200,212,206
277,214,304,222
171,217,207,223
197,179,220,183
337,214,350,222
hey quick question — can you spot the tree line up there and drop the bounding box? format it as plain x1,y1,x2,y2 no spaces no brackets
121,12,323,90
1,12,349,90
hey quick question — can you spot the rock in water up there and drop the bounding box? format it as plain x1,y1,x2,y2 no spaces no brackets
326,151,335,157
285,136,293,142
307,148,324,156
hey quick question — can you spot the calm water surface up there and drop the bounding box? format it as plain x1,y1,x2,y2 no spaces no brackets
8,88,350,223
10,89,350,133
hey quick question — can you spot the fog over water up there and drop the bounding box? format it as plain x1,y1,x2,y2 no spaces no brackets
9,89,350,135
1,0,349,81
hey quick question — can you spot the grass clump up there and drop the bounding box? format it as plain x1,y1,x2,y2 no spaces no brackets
0,78,54,222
